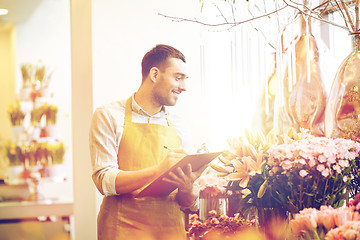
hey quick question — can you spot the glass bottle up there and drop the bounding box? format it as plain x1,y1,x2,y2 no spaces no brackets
324,33,360,141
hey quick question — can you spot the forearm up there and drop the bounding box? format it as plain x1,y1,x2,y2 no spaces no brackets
115,165,160,194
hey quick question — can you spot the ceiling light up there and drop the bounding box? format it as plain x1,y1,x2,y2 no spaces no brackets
0,9,8,16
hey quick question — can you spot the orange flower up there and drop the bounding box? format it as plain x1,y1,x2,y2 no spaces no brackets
249,151,266,175
228,138,245,158
226,157,254,188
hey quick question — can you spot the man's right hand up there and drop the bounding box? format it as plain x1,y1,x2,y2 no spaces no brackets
157,148,187,173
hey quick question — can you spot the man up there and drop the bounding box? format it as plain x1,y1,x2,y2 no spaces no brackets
89,44,204,239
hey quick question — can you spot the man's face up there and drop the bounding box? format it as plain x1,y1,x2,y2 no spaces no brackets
153,57,188,106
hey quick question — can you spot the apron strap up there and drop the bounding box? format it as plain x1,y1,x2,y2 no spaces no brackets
124,97,133,124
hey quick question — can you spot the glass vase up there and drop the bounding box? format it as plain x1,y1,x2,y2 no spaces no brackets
273,16,326,136
199,197,228,220
324,33,360,142
256,207,289,240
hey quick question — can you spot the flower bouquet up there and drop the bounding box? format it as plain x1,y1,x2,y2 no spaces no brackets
210,128,360,219
196,169,229,199
267,133,360,212
288,192,360,240
187,210,260,240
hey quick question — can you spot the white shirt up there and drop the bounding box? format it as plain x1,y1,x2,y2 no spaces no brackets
89,95,194,196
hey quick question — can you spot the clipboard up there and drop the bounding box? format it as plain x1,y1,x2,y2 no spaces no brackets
136,151,222,198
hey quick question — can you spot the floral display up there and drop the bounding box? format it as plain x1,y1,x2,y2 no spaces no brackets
2,141,65,169
187,210,259,239
210,128,360,217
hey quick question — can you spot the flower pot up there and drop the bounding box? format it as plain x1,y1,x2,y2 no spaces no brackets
256,207,289,240
48,164,66,182
19,87,32,101
31,127,41,140
11,126,24,141
199,197,228,220
5,165,25,185
40,87,51,98
45,124,59,139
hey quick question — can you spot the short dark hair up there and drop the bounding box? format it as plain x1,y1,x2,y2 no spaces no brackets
141,44,186,81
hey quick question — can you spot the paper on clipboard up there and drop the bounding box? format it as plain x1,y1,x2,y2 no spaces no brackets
136,151,222,198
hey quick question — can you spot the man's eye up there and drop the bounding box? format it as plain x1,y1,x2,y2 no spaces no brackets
176,77,181,81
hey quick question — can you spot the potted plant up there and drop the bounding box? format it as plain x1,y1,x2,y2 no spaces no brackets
30,106,45,140
46,142,66,181
19,63,33,101
35,61,53,98
8,102,25,141
3,141,25,184
43,103,58,138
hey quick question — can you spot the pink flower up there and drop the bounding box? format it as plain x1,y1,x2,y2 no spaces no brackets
210,217,220,224
317,206,336,230
316,164,325,172
299,169,308,177
318,154,327,163
291,208,318,233
338,160,349,168
333,164,341,174
280,160,293,171
325,221,360,240
333,208,353,227
308,159,316,167
321,168,330,177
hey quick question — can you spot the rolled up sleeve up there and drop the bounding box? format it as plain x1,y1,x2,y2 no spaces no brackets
89,107,121,196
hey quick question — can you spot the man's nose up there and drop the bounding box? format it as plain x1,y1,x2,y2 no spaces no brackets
179,80,186,92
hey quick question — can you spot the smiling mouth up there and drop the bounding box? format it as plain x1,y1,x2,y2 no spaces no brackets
172,90,181,95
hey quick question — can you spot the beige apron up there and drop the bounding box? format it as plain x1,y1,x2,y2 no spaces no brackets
97,97,186,240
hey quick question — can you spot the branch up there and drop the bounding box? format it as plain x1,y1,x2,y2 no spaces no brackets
356,0,359,31
338,0,356,31
214,3,229,24
283,0,349,30
158,5,289,30
159,0,349,33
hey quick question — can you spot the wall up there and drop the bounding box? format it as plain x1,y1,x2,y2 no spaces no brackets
0,24,16,140
91,0,208,149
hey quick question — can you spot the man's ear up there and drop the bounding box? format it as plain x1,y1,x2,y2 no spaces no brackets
149,67,159,83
